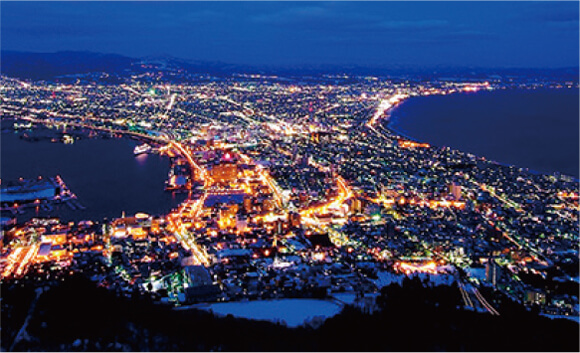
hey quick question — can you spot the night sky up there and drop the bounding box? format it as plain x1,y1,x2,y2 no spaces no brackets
1,1,578,68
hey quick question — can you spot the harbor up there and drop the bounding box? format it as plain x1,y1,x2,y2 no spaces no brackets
1,130,187,223
0,175,82,215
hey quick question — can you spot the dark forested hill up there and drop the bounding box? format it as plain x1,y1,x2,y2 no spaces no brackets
2,275,578,352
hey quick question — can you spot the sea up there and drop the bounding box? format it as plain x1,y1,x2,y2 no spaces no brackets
387,88,579,178
1,131,187,223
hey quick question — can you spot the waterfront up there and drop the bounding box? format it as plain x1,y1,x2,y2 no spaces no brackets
387,88,579,178
1,131,186,222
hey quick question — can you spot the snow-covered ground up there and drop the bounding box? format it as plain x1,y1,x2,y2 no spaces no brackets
332,292,358,305
414,272,456,286
372,270,456,289
465,267,487,283
541,313,580,324
198,299,343,327
372,271,406,288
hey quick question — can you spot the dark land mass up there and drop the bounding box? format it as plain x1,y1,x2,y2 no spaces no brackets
0,51,134,81
2,275,578,352
2,50,579,83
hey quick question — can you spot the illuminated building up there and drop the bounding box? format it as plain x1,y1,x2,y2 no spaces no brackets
218,204,238,229
449,182,462,200
350,198,363,214
36,242,53,262
397,139,430,149
150,219,160,234
394,261,438,274
210,154,239,184
262,199,276,212
243,197,254,213
110,214,151,239
211,163,238,183
41,232,67,245
525,289,547,306
235,215,248,233
288,211,301,228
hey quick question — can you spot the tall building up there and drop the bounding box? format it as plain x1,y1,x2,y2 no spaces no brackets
449,182,462,200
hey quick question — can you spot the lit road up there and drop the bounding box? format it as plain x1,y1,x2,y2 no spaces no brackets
300,173,352,219
239,152,286,208
2,247,24,278
472,287,500,316
167,196,210,266
21,115,168,144
298,161,355,248
458,274,499,316
466,176,547,260
458,281,475,309
2,244,39,279
474,180,524,213
168,141,210,187
165,141,211,266
365,93,408,129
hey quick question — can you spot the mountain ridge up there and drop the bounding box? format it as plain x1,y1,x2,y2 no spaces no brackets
1,50,578,81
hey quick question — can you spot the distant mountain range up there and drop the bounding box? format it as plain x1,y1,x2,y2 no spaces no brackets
1,50,578,82
1,51,133,80
0,50,242,81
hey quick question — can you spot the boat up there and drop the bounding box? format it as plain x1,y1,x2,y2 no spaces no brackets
134,143,152,155
62,135,74,144
13,121,32,130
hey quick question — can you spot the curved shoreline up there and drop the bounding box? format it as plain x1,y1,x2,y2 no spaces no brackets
1,131,186,222
382,88,579,179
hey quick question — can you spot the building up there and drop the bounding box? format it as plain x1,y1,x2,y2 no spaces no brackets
183,265,220,302
288,211,301,228
486,258,503,287
210,152,239,184
449,182,462,200
525,288,547,306
1,179,58,204
211,163,238,183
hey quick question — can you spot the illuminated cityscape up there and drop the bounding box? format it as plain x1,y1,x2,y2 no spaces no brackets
1,1,579,351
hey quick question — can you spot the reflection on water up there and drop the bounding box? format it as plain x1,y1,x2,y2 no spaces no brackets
135,152,149,165
1,132,187,222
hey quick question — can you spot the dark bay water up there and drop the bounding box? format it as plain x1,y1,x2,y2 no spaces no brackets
388,88,579,178
1,132,186,222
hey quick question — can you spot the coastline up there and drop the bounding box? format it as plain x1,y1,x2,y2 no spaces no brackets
1,130,186,222
382,88,580,180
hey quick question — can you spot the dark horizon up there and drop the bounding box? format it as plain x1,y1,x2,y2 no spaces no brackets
2,49,580,72
1,2,578,69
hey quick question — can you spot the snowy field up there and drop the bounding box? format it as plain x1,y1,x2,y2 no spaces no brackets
332,292,358,305
465,267,487,283
198,299,343,327
372,270,456,289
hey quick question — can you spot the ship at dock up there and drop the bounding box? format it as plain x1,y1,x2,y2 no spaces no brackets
134,143,152,155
